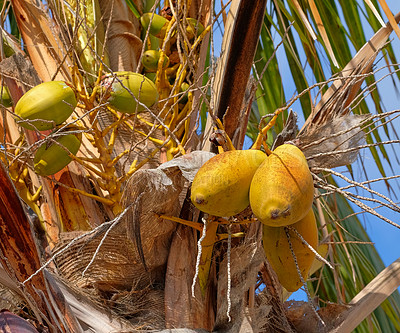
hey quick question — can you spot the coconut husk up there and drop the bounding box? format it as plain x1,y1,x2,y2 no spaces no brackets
109,287,166,330
214,239,267,332
298,114,367,169
53,151,215,326
271,110,367,170
285,300,349,333
165,223,216,331
54,165,185,292
0,286,24,313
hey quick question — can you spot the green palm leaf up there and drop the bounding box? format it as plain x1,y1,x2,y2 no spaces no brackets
251,1,400,331
2,0,400,331
312,190,400,332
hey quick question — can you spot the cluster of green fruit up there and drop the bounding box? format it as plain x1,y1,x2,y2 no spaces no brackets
140,13,204,41
13,72,159,176
190,144,318,292
139,12,204,83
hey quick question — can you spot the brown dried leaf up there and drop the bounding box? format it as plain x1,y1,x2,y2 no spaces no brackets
378,0,400,41
308,0,338,67
296,14,400,168
285,300,349,332
10,0,71,81
299,12,400,136
158,150,215,182
203,0,268,151
0,310,39,333
55,159,187,292
299,114,367,169
271,110,298,150
215,241,265,332
165,224,215,331
0,161,82,332
331,257,400,333
98,0,142,72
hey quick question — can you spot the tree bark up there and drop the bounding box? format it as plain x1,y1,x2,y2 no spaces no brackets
0,160,82,332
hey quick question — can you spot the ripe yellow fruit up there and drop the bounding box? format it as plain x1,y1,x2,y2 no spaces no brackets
262,209,318,292
15,81,77,131
250,143,314,227
34,132,81,176
309,243,329,276
191,149,267,217
102,71,159,114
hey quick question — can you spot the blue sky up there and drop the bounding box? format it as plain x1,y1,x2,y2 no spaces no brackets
212,0,400,302
349,0,400,283
357,0,400,267
281,0,400,300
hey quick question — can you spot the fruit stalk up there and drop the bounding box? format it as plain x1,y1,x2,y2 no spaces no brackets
75,72,124,215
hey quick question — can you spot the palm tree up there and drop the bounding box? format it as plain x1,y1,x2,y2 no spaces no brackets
0,0,400,332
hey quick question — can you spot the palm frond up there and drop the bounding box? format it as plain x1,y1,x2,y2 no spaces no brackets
251,1,400,332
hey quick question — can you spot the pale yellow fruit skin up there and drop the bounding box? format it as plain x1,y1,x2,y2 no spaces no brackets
191,149,267,217
15,81,77,131
262,209,318,292
250,143,314,227
34,133,81,176
141,50,169,71
103,71,159,114
140,13,168,38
